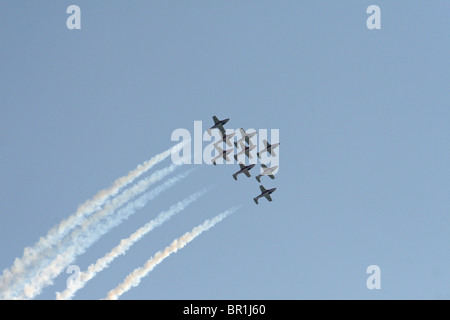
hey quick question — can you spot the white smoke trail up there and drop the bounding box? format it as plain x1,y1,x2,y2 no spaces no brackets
11,168,193,300
0,142,186,297
104,206,240,300
14,169,194,300
56,188,208,300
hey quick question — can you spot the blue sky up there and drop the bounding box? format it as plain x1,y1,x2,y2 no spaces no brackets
0,1,449,299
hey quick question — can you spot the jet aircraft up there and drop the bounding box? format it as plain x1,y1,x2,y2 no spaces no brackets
213,131,236,148
234,141,256,160
236,128,257,145
208,116,229,135
257,139,280,158
255,164,278,183
253,185,277,204
232,163,255,180
212,146,233,165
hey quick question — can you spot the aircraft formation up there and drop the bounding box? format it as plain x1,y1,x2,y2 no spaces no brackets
209,116,279,204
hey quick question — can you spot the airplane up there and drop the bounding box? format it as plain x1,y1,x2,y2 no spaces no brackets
257,139,280,158
232,163,255,180
236,128,257,145
211,145,233,165
234,141,256,161
255,164,279,183
208,115,229,135
213,131,236,148
253,185,277,204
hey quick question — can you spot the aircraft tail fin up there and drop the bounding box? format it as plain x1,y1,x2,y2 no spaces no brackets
253,197,259,205
256,175,261,183
233,173,238,181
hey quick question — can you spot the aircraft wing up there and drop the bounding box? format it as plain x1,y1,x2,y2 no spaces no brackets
265,194,273,202
260,185,267,193
213,116,220,124
244,170,251,178
269,174,275,179
217,124,226,134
